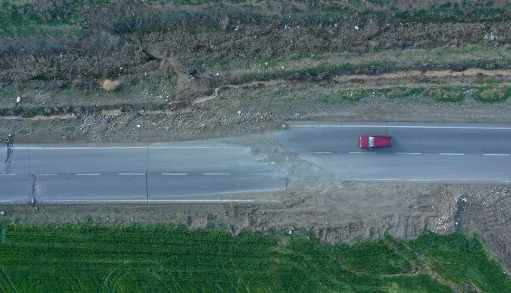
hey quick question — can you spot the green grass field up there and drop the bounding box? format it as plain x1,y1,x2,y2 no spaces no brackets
0,224,509,292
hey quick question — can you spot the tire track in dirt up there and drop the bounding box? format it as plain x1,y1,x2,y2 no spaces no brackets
193,80,287,105
463,186,511,274
193,68,511,106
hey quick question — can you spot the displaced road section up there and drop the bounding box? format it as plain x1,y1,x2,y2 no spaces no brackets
276,122,511,182
0,143,286,204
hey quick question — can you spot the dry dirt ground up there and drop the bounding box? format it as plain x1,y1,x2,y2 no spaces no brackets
2,0,511,275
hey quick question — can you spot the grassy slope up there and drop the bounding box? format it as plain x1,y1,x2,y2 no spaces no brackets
0,224,510,292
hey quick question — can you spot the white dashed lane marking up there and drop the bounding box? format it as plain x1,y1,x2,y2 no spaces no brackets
76,173,100,176
204,173,230,176
484,154,510,156
161,173,188,176
396,153,421,155
119,173,145,176
439,153,465,156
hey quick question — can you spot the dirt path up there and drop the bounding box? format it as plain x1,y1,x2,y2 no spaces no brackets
335,68,511,83
4,68,509,121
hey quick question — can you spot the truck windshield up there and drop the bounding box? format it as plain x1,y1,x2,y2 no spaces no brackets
368,137,374,147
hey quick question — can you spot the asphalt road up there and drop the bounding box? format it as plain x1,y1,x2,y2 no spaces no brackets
276,122,511,183
3,121,510,205
1,143,286,204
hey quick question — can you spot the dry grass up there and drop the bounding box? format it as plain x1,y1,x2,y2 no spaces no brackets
476,87,505,102
101,79,120,91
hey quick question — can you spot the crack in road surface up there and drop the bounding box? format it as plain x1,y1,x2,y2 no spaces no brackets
4,144,13,174
145,146,149,204
31,174,36,205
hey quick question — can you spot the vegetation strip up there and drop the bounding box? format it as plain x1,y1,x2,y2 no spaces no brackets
0,224,510,292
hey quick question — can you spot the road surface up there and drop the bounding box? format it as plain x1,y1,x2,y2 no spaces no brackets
276,121,511,183
0,143,286,204
3,121,510,205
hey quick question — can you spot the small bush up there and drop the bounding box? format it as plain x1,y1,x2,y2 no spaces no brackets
432,87,464,102
386,88,406,99
25,111,36,118
203,89,214,96
71,79,83,89
475,87,507,102
101,79,120,91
